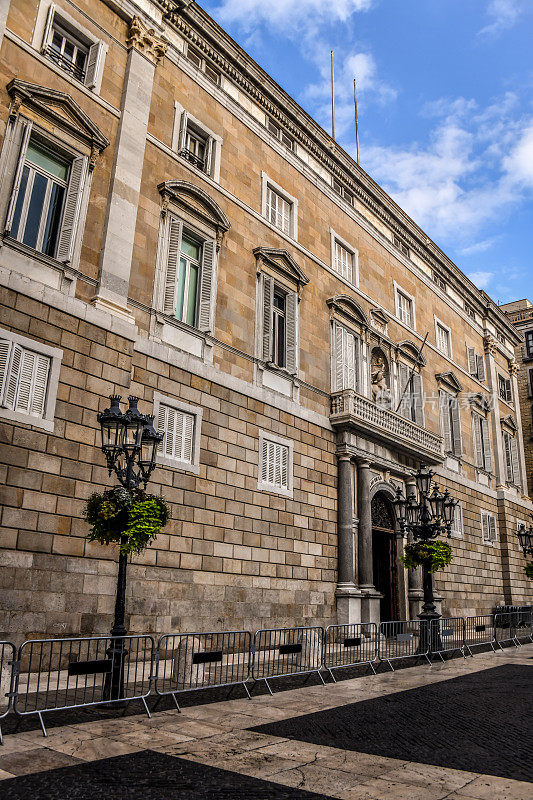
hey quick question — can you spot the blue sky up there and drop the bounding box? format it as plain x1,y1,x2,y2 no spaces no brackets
202,0,533,304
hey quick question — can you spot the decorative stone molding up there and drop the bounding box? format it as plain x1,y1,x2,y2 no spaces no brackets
327,295,368,328
484,334,497,355
508,359,520,377
158,180,230,250
435,371,463,394
127,16,168,64
253,247,309,289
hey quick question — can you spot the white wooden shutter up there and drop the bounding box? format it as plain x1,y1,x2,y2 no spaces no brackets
503,432,513,482
412,372,423,425
481,512,489,543
488,515,497,543
451,398,462,456
4,120,32,234
182,412,194,463
481,417,492,472
205,137,214,176
163,216,183,315
178,111,188,152
157,404,167,452
398,363,410,418
472,413,483,468
14,349,36,414
30,353,50,416
262,276,274,361
510,436,520,485
198,238,216,332
439,391,452,452
56,156,86,261
476,354,485,382
261,439,269,483
285,291,298,374
3,343,23,410
0,339,12,404
344,329,356,390
84,42,103,89
262,439,288,489
467,346,477,377
335,325,344,391
41,3,56,50
451,503,463,537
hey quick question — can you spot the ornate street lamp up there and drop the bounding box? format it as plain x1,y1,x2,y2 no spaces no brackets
517,520,533,556
393,465,457,626
97,395,162,700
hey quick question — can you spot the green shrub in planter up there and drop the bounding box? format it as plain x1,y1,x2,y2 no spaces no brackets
84,487,170,555
400,539,453,574
525,562,533,579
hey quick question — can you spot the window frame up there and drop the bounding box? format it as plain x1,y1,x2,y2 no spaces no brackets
258,429,294,498
35,2,107,93
498,374,512,403
450,501,464,539
481,511,497,545
329,228,358,286
333,322,360,393
266,117,295,151
502,429,520,486
0,327,62,432
394,282,416,329
525,330,533,359
434,316,452,358
261,172,298,240
172,104,223,182
185,43,221,85
439,388,462,457
153,392,202,474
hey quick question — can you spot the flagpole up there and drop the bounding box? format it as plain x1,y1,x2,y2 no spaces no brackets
354,77,360,164
331,50,336,140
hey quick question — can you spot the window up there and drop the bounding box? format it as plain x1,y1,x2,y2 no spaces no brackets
262,276,298,373
497,332,505,345
332,178,354,205
498,374,512,403
0,329,61,431
395,286,414,328
472,413,492,473
173,107,222,181
334,241,354,283
334,325,358,391
267,118,294,151
450,502,464,538
154,393,202,473
186,45,220,85
397,363,423,425
481,511,497,545
161,214,216,332
439,390,462,456
467,346,486,382
266,186,291,235
261,173,297,239
503,430,520,485
393,234,410,258
435,321,451,357
5,124,87,263
433,273,447,292
258,431,293,497
525,330,533,359
465,303,476,321
40,4,105,90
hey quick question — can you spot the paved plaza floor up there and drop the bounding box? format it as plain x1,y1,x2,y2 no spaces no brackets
0,646,531,799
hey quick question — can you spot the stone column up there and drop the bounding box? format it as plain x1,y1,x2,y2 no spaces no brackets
405,477,423,619
358,459,381,624
93,16,167,323
484,334,506,486
509,359,528,495
335,454,361,624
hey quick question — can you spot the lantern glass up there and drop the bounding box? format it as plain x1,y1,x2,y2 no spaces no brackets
123,397,145,452
406,494,419,527
416,465,434,496
139,415,162,472
393,489,407,527
443,493,456,526
429,486,445,520
98,395,124,453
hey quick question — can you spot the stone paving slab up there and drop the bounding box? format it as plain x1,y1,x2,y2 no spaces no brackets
0,647,531,799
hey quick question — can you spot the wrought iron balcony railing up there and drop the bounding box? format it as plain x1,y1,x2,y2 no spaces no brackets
330,389,444,462
44,47,86,82
179,149,206,171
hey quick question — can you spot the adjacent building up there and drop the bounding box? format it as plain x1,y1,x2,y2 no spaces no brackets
0,0,531,642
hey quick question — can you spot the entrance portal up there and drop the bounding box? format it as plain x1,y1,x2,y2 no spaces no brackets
371,493,399,621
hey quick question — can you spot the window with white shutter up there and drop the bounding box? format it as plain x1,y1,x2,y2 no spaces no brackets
498,374,512,403
472,413,492,472
395,287,414,328
261,173,298,239
397,362,423,424
258,431,293,497
467,347,486,382
40,5,105,91
333,241,354,283
0,329,60,430
481,511,497,544
261,276,298,374
334,325,358,391
435,322,451,356
439,390,461,456
450,502,464,538
154,393,202,473
503,430,520,485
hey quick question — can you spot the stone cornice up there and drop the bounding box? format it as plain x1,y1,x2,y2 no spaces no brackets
154,1,519,344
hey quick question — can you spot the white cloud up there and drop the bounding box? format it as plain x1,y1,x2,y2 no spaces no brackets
213,0,375,29
467,271,495,289
460,236,500,256
504,125,533,187
480,0,526,36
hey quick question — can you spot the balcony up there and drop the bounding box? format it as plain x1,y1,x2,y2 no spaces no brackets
330,389,444,463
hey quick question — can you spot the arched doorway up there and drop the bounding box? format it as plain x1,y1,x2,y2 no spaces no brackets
371,492,399,621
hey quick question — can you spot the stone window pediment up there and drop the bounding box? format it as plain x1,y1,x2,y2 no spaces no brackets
327,294,368,330
436,370,463,395
501,414,518,433
398,340,426,366
254,247,308,292
468,392,490,413
158,180,230,248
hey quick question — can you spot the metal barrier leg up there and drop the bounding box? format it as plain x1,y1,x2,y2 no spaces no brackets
465,644,473,657
171,693,181,712
242,681,252,700
326,667,337,683
424,653,432,665
38,712,47,738
317,670,326,686
141,697,151,718
0,724,3,746
264,678,274,696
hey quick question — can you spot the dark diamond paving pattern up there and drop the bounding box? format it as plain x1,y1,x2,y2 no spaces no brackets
251,664,533,782
0,750,333,800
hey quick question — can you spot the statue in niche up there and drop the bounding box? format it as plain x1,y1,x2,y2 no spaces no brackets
371,349,391,407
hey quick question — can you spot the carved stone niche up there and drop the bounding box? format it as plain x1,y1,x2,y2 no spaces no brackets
371,347,391,407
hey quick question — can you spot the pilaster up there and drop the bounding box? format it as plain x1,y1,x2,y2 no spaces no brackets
484,334,506,486
335,453,361,624
509,358,528,496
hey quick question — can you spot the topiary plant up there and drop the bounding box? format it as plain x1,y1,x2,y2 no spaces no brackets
84,487,170,555
400,539,453,574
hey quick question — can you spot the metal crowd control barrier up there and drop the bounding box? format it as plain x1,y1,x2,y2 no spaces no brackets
378,620,431,670
514,610,533,643
429,617,466,661
464,615,497,656
0,641,16,745
14,635,155,736
154,631,252,711
494,612,521,648
323,623,378,680
252,627,325,694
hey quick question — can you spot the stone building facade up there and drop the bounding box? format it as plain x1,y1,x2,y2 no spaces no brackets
502,299,533,502
0,0,531,642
